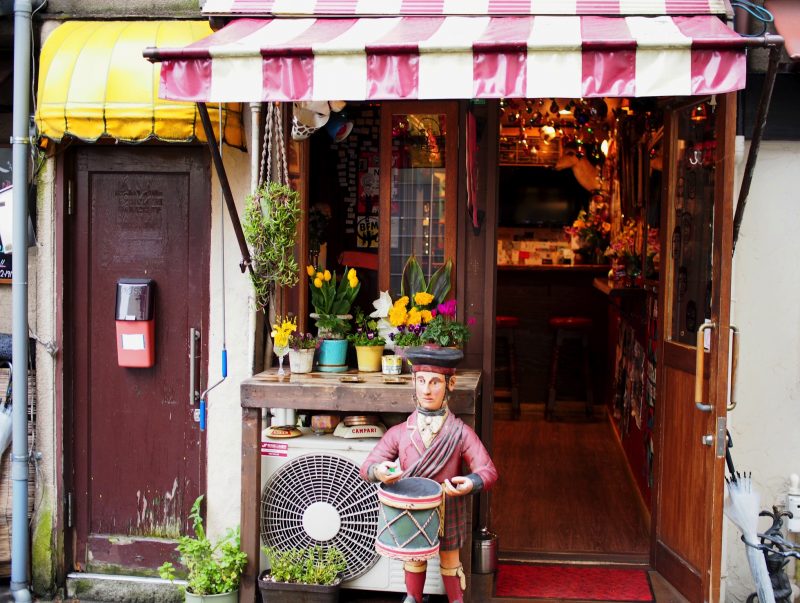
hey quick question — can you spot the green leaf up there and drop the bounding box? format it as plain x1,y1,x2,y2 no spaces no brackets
400,256,426,299
426,259,453,305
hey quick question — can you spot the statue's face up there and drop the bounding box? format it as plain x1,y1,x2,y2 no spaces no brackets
414,370,456,412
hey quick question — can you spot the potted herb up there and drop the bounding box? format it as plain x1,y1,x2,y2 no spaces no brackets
308,266,360,372
288,332,318,374
420,300,474,349
158,496,247,603
348,311,386,372
242,181,302,311
258,545,346,603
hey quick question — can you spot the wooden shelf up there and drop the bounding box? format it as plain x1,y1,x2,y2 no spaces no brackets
499,264,609,272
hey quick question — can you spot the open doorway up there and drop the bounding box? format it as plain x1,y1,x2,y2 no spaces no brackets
489,98,664,564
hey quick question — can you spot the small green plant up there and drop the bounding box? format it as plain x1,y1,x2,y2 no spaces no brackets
420,300,473,348
288,332,318,351
314,314,351,339
158,496,247,596
262,546,346,586
348,310,386,347
243,181,302,311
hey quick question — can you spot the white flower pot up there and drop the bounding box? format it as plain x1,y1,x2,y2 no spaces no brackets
288,348,315,373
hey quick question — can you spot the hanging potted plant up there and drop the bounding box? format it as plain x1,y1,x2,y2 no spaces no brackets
348,311,386,372
307,266,360,372
159,496,247,603
242,181,302,311
258,545,346,603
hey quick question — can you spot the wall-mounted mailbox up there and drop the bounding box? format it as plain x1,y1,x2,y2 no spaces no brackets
115,278,155,368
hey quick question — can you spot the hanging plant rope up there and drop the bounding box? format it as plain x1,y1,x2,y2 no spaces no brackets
243,103,301,311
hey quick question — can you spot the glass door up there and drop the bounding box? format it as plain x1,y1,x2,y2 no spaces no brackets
379,102,458,294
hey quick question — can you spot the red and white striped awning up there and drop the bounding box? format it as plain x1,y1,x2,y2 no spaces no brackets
144,15,746,102
201,0,730,17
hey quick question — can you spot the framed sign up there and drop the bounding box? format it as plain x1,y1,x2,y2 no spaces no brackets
0,252,10,284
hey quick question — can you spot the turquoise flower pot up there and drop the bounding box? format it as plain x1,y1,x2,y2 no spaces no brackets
317,339,348,373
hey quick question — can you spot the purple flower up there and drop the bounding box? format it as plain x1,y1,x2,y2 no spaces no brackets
367,332,374,340
437,299,457,319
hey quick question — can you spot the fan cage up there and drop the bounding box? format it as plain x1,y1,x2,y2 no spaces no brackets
261,452,380,581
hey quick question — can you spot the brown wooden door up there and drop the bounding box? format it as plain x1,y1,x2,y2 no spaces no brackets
653,94,736,603
68,146,210,573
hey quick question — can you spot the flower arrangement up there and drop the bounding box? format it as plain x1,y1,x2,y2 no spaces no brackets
645,226,660,277
420,300,474,349
288,332,318,351
271,316,297,349
307,265,360,337
605,218,639,264
348,311,386,347
564,198,611,261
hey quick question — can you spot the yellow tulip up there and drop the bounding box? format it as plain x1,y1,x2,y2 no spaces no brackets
348,268,356,280
323,270,331,281
414,292,434,306
349,276,359,288
306,265,315,277
314,277,323,288
316,272,323,280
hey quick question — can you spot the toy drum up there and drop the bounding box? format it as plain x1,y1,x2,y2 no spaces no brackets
375,477,443,561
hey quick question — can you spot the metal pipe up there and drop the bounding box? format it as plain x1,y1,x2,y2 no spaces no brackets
196,101,254,275
732,34,784,252
11,0,32,600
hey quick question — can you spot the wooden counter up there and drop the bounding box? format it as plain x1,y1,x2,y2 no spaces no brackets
498,263,610,272
238,369,482,603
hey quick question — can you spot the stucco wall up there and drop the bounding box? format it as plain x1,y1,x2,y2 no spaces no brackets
724,139,800,601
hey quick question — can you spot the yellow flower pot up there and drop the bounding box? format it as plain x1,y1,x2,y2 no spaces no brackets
355,345,384,372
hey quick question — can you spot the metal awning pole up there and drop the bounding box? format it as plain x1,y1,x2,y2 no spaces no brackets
11,0,32,601
196,101,253,275
733,34,785,253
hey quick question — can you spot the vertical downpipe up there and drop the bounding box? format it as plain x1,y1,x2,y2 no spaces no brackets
11,0,33,601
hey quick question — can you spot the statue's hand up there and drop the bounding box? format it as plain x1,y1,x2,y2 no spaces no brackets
443,476,473,497
375,461,403,484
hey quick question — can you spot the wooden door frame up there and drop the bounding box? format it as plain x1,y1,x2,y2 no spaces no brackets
63,144,212,572
652,92,736,602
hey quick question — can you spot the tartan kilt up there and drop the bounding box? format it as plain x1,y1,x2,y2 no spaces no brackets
440,494,467,550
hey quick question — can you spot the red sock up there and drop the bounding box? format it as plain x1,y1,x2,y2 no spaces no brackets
441,571,465,603
404,567,426,603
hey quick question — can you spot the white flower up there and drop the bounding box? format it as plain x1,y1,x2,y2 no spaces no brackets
369,291,393,319
376,318,398,351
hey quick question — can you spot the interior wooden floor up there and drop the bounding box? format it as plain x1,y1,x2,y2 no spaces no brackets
491,401,650,559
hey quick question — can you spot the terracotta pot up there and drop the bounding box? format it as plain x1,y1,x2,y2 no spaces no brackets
355,345,384,372
288,348,315,373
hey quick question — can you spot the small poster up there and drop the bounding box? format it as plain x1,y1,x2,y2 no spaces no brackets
0,252,9,284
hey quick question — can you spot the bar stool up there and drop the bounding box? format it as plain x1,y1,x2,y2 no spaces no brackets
546,316,593,420
495,315,521,419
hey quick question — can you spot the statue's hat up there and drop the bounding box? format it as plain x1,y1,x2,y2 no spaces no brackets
404,345,463,375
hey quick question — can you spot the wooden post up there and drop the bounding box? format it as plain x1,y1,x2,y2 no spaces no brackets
239,407,262,603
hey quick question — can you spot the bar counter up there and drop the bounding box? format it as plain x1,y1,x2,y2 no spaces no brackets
238,369,482,602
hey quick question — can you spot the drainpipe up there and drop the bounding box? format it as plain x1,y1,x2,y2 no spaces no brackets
11,0,32,601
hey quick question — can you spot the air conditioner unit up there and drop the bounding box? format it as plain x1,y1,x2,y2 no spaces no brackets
260,431,444,595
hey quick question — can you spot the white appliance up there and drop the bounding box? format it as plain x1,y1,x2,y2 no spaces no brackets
260,430,444,594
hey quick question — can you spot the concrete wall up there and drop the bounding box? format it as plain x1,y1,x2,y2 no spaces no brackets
724,139,800,601
42,0,202,19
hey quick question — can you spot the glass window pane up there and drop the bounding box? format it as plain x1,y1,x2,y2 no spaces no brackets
388,113,448,293
669,102,716,345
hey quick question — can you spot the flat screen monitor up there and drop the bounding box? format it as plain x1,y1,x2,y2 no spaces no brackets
498,166,589,228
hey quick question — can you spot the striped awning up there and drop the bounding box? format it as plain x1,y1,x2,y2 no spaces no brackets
36,21,245,147
200,0,730,17
144,15,746,102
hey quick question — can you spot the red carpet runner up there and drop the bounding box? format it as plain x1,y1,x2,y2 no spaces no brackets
495,564,654,601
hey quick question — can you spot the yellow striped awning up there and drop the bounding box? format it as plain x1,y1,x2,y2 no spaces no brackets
36,21,244,148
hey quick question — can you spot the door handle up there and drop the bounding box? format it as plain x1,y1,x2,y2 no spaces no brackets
727,325,739,411
189,328,200,406
695,322,715,412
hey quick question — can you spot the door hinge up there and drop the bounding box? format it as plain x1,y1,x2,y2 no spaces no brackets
713,417,727,458
66,179,74,216
65,492,73,528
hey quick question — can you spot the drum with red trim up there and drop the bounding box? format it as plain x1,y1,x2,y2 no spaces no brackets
375,477,442,561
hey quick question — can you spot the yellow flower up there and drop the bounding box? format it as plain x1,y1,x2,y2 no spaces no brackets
281,319,297,333
395,296,410,309
414,292,434,306
602,222,611,233
407,308,422,325
388,304,408,327
575,219,587,229
348,268,356,281
314,277,323,288
323,270,331,282
306,265,315,277
316,272,324,280
420,310,433,324
348,275,359,289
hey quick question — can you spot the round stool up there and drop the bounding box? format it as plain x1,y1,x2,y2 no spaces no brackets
546,316,593,420
495,315,521,419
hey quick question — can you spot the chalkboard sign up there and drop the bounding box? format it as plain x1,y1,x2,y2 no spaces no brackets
0,253,10,284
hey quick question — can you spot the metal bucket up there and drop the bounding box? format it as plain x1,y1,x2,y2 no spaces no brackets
472,528,497,574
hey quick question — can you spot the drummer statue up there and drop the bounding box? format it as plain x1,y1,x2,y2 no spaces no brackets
360,346,498,603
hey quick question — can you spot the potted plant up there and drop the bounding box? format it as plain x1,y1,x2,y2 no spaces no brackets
348,311,386,372
258,545,346,603
308,266,360,372
242,181,302,311
420,300,474,349
158,496,247,603
288,332,318,374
